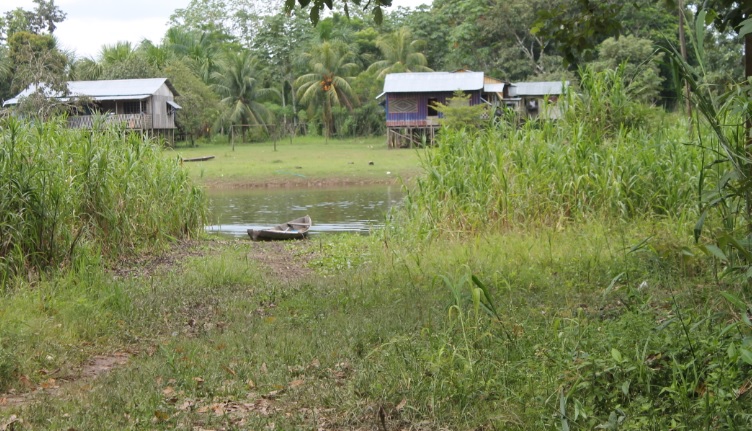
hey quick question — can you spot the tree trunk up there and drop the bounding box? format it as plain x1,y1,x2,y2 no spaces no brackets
324,100,331,143
746,34,752,228
281,86,287,128
290,77,298,133
678,0,691,132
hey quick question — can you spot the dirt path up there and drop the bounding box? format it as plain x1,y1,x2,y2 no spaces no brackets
0,238,315,412
0,352,132,409
246,240,317,285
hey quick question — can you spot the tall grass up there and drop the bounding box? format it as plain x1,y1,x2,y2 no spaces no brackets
661,11,752,278
402,67,701,235
0,117,206,288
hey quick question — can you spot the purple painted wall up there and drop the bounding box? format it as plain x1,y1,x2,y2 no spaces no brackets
385,91,481,127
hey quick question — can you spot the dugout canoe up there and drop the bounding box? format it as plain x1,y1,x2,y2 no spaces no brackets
182,155,215,162
247,215,312,241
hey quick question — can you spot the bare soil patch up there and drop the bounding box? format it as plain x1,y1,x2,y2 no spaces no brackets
0,352,132,410
109,239,212,279
246,240,317,285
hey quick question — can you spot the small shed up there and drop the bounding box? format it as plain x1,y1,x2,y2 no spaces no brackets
511,81,569,120
4,78,182,141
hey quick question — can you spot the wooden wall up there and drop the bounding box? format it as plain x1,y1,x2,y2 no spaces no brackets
385,91,481,127
150,83,177,129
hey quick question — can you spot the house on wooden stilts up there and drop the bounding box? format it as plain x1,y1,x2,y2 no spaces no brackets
3,78,182,144
378,71,515,147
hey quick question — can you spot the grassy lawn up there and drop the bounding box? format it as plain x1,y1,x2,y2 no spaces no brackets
165,135,423,187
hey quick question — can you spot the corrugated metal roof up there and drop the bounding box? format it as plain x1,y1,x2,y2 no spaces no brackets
384,72,485,93
512,81,569,96
69,78,176,97
3,78,178,106
91,94,151,101
483,83,506,93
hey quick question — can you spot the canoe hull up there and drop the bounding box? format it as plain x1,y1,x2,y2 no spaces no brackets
182,155,215,162
247,215,312,241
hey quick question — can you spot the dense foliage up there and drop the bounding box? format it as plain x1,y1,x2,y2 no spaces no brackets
2,4,752,430
0,0,745,139
0,118,206,288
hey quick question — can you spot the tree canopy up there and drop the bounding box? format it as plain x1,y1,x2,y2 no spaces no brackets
0,0,748,136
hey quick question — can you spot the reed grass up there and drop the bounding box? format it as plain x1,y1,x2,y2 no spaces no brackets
0,117,206,289
401,67,701,235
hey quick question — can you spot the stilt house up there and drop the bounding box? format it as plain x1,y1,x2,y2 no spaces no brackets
378,71,513,147
3,78,182,141
511,81,569,120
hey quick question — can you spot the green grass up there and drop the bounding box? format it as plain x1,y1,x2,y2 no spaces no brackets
166,135,422,187
3,223,748,429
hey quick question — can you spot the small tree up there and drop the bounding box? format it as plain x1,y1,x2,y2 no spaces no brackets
164,59,220,143
432,91,489,130
590,35,664,104
8,31,69,119
212,52,277,143
295,40,359,138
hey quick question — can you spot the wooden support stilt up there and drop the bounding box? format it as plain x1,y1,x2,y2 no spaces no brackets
386,125,441,148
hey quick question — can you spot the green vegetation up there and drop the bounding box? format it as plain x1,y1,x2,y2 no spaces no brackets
405,67,699,234
2,1,752,430
1,222,749,429
0,117,206,289
3,61,752,428
1,1,747,139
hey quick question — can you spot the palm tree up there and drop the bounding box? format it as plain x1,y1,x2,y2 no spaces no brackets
0,45,11,82
295,40,359,138
70,56,102,80
368,27,432,79
212,51,277,143
164,28,221,85
137,40,171,72
99,41,136,65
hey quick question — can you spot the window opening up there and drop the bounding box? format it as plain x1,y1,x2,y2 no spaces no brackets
427,98,438,116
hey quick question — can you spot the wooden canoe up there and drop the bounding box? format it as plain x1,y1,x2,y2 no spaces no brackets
182,155,215,162
247,215,312,241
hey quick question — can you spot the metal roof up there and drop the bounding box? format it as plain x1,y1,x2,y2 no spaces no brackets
383,72,485,94
91,94,151,101
512,81,569,96
483,83,507,93
3,78,179,106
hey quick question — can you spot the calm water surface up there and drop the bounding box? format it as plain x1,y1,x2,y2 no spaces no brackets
205,184,404,237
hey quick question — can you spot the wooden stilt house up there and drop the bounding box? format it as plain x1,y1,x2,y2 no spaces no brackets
378,71,515,147
512,81,569,120
3,78,182,143
378,71,483,147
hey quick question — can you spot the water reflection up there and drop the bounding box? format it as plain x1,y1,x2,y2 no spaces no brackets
205,184,404,237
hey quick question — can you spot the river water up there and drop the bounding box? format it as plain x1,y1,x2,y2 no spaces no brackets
205,184,405,238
